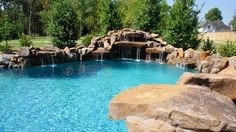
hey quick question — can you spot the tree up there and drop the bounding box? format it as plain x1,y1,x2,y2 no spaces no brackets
165,0,201,50
205,8,223,21
97,0,111,34
119,0,166,33
0,15,14,53
0,15,15,45
230,14,236,32
49,0,79,48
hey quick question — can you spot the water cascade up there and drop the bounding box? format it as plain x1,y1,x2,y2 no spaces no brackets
176,63,187,69
146,53,152,62
40,57,46,67
158,50,164,64
98,41,102,48
50,53,55,67
135,47,141,62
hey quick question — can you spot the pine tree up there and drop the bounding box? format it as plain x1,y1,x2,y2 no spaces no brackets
49,0,79,48
165,0,201,50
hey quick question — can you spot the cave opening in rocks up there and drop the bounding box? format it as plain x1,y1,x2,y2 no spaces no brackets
110,45,147,60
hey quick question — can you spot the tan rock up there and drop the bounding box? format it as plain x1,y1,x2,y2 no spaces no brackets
178,48,184,58
166,51,178,65
218,66,236,76
164,44,174,54
104,41,111,51
110,35,117,45
198,56,229,74
201,51,210,61
184,48,195,58
109,84,236,131
126,116,188,132
228,56,236,67
210,57,228,74
145,47,162,54
177,72,236,100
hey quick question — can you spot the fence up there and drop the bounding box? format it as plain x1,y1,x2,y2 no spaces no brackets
200,32,236,42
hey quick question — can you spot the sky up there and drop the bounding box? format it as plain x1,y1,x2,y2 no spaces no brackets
167,0,236,25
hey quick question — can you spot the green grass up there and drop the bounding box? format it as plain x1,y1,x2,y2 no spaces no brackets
0,36,85,50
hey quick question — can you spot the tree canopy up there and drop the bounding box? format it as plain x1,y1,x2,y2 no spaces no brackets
165,0,201,50
230,13,236,32
0,0,202,49
205,8,223,21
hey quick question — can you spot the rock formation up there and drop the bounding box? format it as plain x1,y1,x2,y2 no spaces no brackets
177,72,236,100
109,84,236,131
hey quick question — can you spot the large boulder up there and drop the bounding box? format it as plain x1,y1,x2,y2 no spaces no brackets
218,66,236,76
198,56,228,74
41,45,60,52
166,50,178,65
17,47,32,57
178,48,184,58
184,48,195,58
228,56,236,67
109,84,236,131
164,44,174,54
126,116,187,132
177,72,236,100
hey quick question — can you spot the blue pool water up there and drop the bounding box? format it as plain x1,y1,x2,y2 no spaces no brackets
0,60,195,132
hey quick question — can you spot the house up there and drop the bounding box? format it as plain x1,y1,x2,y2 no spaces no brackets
199,20,231,32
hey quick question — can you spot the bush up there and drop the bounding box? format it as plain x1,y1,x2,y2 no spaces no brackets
19,33,33,47
218,41,236,57
201,37,216,54
49,1,79,48
82,34,94,47
0,44,12,54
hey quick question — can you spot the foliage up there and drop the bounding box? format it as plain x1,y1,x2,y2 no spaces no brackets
201,37,216,54
19,33,33,47
230,14,236,32
164,0,201,50
205,8,223,21
0,0,44,36
82,34,94,47
218,41,236,57
49,0,79,48
0,15,15,45
0,44,12,54
119,0,166,33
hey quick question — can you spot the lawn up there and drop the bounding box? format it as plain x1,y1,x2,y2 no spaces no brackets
0,37,84,50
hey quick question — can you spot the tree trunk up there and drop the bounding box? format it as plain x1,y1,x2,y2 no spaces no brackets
28,9,32,36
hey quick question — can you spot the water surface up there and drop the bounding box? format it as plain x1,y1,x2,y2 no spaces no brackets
0,60,195,132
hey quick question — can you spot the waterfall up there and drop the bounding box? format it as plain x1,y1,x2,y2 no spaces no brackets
100,53,104,61
98,41,102,48
146,53,151,62
121,47,124,59
158,50,164,64
96,53,104,61
135,47,141,62
40,57,46,67
50,54,55,67
176,63,186,69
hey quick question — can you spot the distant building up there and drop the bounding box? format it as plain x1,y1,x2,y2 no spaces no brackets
199,20,231,32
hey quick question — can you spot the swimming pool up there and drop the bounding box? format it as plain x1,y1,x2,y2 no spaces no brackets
0,60,195,131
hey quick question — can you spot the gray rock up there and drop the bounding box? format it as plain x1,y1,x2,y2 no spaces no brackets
17,47,32,57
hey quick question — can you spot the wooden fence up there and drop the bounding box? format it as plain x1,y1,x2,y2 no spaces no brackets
200,32,236,42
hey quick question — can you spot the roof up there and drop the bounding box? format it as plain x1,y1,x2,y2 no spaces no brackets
199,20,231,32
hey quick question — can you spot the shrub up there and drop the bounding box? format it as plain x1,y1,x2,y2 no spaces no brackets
19,33,33,47
218,41,236,57
0,44,12,54
49,0,79,48
82,34,94,47
201,37,216,54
